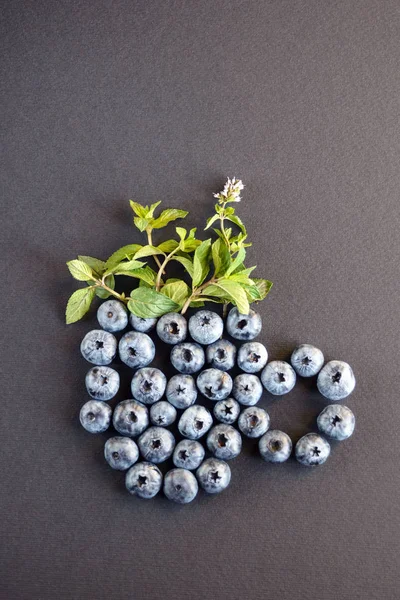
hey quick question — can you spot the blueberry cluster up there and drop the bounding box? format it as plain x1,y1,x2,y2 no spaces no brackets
79,300,356,503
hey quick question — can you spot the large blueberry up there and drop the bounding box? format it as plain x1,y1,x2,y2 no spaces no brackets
125,462,162,499
196,458,231,494
178,405,213,440
196,368,233,401
188,310,224,345
237,342,268,373
104,436,139,470
85,366,120,400
295,433,331,466
213,398,241,425
226,307,262,341
238,406,270,438
163,468,198,504
259,430,292,463
317,404,355,440
131,367,167,404
80,330,117,365
97,300,128,332
261,361,296,396
166,374,197,409
156,312,187,344
129,313,157,333
150,401,177,427
291,344,324,377
138,426,175,463
232,373,263,405
317,360,356,401
79,400,112,433
113,399,149,437
118,331,155,369
206,339,236,371
173,439,205,470
206,424,242,460
170,342,205,374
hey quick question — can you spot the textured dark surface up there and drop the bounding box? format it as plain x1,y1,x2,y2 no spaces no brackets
1,1,400,599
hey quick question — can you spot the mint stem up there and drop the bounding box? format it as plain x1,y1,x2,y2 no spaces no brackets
155,247,179,291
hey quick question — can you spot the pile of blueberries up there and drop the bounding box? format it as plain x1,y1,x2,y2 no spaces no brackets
79,300,356,504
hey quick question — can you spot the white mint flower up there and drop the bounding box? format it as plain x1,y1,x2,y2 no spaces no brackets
214,177,244,203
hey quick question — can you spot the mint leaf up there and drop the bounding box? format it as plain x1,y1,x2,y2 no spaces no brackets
212,239,231,277
78,256,105,276
204,214,219,230
67,260,94,282
243,283,262,301
133,216,150,232
66,287,95,324
203,279,249,314
225,213,247,235
225,247,246,276
172,255,194,278
189,300,205,307
114,264,156,286
128,288,180,318
160,280,190,307
176,227,187,243
133,245,165,260
129,201,148,218
252,278,273,300
145,201,162,218
183,237,201,252
151,209,188,229
158,239,179,253
192,239,211,288
95,275,115,299
106,259,145,275
105,244,142,271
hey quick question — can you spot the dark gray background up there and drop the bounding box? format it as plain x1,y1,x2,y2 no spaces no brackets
1,1,399,599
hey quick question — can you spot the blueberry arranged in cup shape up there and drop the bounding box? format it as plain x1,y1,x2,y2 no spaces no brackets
258,430,293,463
166,374,198,409
163,468,199,504
97,300,128,333
131,367,167,404
317,404,355,440
291,344,324,377
118,331,155,369
104,436,139,470
226,307,262,341
80,330,117,365
317,360,356,401
261,361,296,396
178,405,214,440
238,406,270,438
237,342,268,373
125,461,163,499
232,373,263,406
196,368,233,401
170,342,205,374
295,433,331,466
196,458,231,494
206,339,237,372
150,400,177,427
113,399,149,437
206,424,242,460
85,366,120,400
138,426,175,464
188,310,224,345
80,400,112,433
173,439,205,470
129,313,157,333
156,312,187,345
213,398,241,425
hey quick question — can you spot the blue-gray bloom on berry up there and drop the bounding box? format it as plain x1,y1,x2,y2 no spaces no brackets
163,468,199,504
317,404,355,440
206,424,242,460
261,361,296,396
104,436,139,470
150,401,177,427
317,360,356,401
196,458,231,494
295,433,331,466
156,312,187,344
79,400,112,433
138,426,175,464
232,373,263,405
131,367,167,404
226,307,262,340
85,366,120,400
197,368,233,401
178,405,213,440
112,399,149,437
170,342,205,374
188,310,224,345
206,339,236,371
213,398,240,424
125,462,162,499
291,344,324,377
259,430,292,463
80,330,117,365
97,300,128,332
166,374,197,409
173,439,205,470
238,406,270,438
118,331,155,369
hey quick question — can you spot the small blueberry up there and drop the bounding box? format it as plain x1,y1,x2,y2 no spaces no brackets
206,424,242,460
232,373,263,406
295,433,331,466
131,367,167,404
259,430,292,463
163,468,199,504
113,399,149,437
196,458,231,494
85,366,120,400
317,360,356,401
97,300,128,332
166,374,198,409
129,313,157,333
226,307,262,341
173,440,205,470
206,339,237,371
261,361,296,396
317,404,355,440
150,401,177,427
79,400,112,433
196,368,233,401
188,310,224,345
80,330,117,365
156,312,187,344
238,406,270,438
213,398,241,424
178,405,213,440
104,436,139,470
237,342,268,373
118,331,155,369
291,344,324,377
125,462,163,499
170,342,205,374
138,426,175,464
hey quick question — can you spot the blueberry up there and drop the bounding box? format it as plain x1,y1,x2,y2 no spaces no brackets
113,399,149,437
196,458,231,494
163,468,199,504
226,307,262,341
261,361,296,396
104,436,139,470
173,439,205,470
238,406,270,438
259,430,292,463
213,398,241,424
131,367,167,404
97,300,128,332
178,405,213,440
317,404,355,440
317,360,356,401
156,312,187,344
295,433,331,466
237,342,268,373
150,401,177,427
138,426,175,463
188,310,224,345
196,368,233,401
170,342,205,374
291,344,324,377
206,424,242,460
125,461,163,499
232,373,263,405
80,400,112,433
129,313,157,333
80,329,117,365
118,331,155,369
165,374,197,409
85,366,120,400
206,339,237,371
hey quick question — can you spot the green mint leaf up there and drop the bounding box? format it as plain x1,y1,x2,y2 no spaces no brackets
77,256,106,276
225,206,235,216
172,255,194,278
95,275,115,299
66,287,95,324
176,227,187,242
204,213,220,230
133,245,165,260
225,247,246,276
158,239,179,253
105,244,142,271
252,278,273,300
225,213,247,235
128,287,180,318
67,259,94,282
151,209,188,230
145,201,162,218
106,259,145,275
129,200,148,218
115,265,156,286
182,237,201,252
133,216,151,232
189,300,205,307
212,238,231,278
192,239,212,288
160,280,190,307
203,279,250,314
